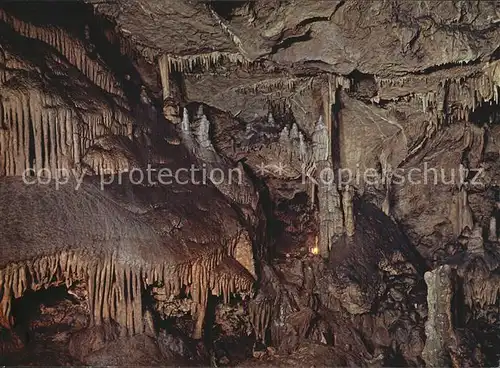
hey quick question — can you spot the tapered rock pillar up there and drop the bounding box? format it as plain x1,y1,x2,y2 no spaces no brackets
192,301,207,340
342,185,355,236
313,115,344,258
490,216,497,242
422,265,457,367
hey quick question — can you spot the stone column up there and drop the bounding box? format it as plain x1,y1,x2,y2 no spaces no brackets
422,265,457,367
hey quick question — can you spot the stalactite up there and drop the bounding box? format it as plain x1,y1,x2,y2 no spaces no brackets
158,54,171,101
0,9,121,96
449,188,474,237
233,77,313,95
249,300,272,344
0,185,249,343
164,51,249,74
279,126,290,145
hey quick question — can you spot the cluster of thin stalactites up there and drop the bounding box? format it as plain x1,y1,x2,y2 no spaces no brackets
0,92,132,177
0,247,254,336
377,62,500,121
0,9,122,96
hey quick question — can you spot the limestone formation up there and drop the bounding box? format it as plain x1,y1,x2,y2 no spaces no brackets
343,185,355,237
382,185,391,217
196,104,204,119
181,107,190,133
489,216,497,242
267,112,276,126
422,265,457,367
450,188,474,237
289,123,299,140
2,1,500,366
465,225,485,256
196,115,212,149
279,126,290,146
312,116,329,162
298,132,307,162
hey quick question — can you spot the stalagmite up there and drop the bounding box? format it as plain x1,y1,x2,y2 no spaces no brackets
181,107,190,133
489,216,497,242
317,182,344,257
382,183,391,216
289,123,299,140
299,132,307,162
196,105,204,119
192,298,207,340
422,265,457,367
158,54,171,101
343,185,355,236
465,225,485,256
267,112,276,126
196,115,212,149
312,112,345,257
312,116,329,162
279,126,290,145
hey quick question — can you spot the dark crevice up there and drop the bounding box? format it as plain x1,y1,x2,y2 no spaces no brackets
270,29,312,54
11,285,72,345
347,69,377,101
208,0,247,21
295,16,330,29
27,117,36,170
469,101,500,126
